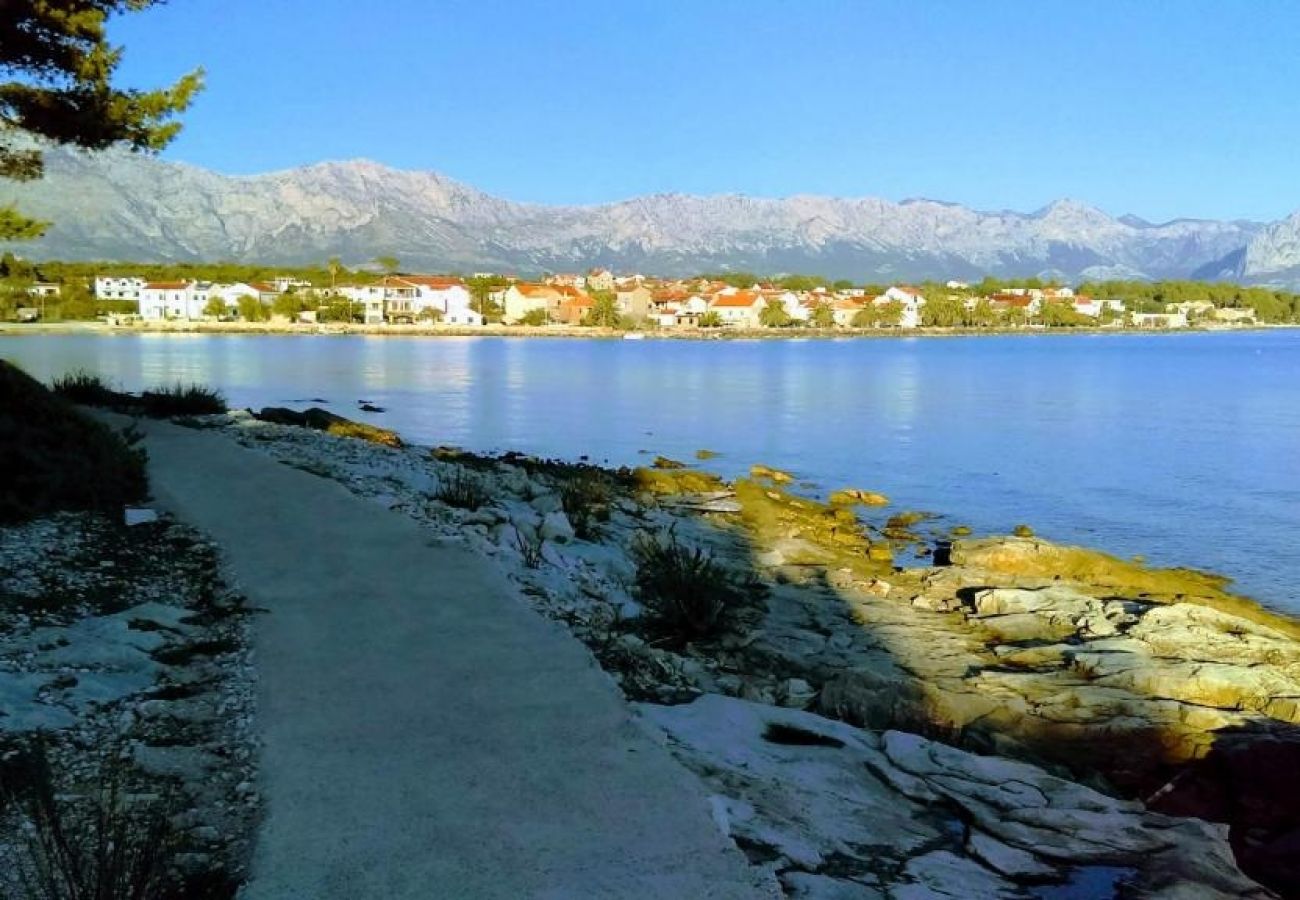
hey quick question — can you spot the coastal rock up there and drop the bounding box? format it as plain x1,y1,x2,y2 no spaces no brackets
255,406,403,448
828,489,890,508
529,492,563,515
637,695,1269,898
538,511,575,543
1152,729,1300,896
750,465,794,485
215,417,1300,895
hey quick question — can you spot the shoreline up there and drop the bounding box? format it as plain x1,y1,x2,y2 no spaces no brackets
205,408,1300,893
2,319,1296,340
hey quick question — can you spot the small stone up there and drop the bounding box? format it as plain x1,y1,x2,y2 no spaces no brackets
124,508,159,526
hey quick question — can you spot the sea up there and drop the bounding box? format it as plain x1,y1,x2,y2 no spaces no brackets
4,329,1297,615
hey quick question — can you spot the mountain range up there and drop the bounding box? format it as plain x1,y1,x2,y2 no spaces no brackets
3,145,1299,286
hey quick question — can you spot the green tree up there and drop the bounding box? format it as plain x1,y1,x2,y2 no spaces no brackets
1,1,203,240
584,290,622,328
417,306,444,323
1002,306,1028,327
921,294,962,328
698,310,723,328
969,298,995,327
202,296,227,319
519,308,548,326
808,302,835,328
373,255,400,275
758,298,791,328
1039,303,1085,327
326,256,342,290
851,305,881,328
49,280,94,319
272,292,305,319
236,294,267,322
776,274,828,292
318,295,354,323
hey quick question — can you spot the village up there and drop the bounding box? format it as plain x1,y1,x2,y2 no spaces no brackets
6,268,1268,330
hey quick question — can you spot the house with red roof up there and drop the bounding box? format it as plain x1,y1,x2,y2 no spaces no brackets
708,290,765,328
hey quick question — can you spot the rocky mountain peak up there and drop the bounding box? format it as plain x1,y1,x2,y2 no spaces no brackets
0,147,1294,285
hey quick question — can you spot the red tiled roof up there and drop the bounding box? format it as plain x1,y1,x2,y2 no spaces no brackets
991,293,1034,307
515,284,560,298
711,291,761,308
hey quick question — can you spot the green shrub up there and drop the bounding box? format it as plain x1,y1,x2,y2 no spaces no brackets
51,370,124,407
633,529,748,642
435,467,490,510
0,741,179,900
138,384,227,417
559,471,612,540
0,361,147,524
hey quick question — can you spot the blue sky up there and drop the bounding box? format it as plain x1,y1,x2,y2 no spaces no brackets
111,0,1299,221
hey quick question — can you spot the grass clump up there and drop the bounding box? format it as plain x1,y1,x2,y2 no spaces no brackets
633,528,749,642
138,385,227,417
50,371,226,419
51,371,124,407
559,471,612,540
0,361,147,524
513,526,547,568
435,468,490,510
0,742,179,900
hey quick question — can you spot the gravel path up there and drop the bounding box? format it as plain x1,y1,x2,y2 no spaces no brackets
129,418,773,899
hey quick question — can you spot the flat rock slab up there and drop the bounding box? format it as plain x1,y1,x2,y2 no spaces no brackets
126,418,775,899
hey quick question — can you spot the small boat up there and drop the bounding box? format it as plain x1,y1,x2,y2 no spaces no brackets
622,333,646,341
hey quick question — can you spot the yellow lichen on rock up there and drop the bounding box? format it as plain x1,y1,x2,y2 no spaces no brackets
730,479,892,577
633,466,727,496
750,464,794,484
829,488,891,507
950,536,1300,639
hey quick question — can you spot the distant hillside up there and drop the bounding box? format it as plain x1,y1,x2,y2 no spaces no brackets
2,145,1297,285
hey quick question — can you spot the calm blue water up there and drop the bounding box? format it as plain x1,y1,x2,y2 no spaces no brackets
4,331,1298,614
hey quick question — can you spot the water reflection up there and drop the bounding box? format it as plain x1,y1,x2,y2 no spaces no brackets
2,331,1297,612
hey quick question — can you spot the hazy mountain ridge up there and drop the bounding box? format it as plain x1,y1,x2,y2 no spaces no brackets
2,146,1297,284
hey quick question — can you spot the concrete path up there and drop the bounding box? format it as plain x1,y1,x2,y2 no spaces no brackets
130,419,772,899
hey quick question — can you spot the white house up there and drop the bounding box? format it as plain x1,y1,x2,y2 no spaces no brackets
1131,311,1188,329
209,282,264,316
94,276,146,302
337,284,389,324
831,297,866,327
1071,295,1104,318
585,268,615,291
503,284,563,323
764,290,808,323
708,290,764,328
26,282,61,298
876,286,927,329
1213,307,1256,324
139,281,202,320
389,276,482,325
